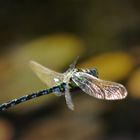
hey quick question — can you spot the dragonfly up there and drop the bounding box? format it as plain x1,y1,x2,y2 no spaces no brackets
0,58,127,111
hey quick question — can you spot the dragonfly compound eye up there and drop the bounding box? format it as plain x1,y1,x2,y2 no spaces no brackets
88,68,99,78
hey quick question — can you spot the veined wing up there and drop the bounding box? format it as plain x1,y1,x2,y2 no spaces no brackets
72,72,127,100
30,61,64,87
65,86,74,110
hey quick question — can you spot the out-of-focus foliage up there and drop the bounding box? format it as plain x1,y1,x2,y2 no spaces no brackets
15,34,85,70
0,118,14,140
128,68,140,98
78,52,134,81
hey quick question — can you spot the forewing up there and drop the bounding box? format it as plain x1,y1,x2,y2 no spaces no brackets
64,56,79,75
72,72,127,100
30,61,64,87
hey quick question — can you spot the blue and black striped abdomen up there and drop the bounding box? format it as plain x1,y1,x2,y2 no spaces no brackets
0,83,66,111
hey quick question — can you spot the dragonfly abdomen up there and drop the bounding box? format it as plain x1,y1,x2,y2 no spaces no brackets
0,83,66,111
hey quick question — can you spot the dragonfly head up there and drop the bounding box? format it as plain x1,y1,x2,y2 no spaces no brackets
88,68,99,78
79,68,99,78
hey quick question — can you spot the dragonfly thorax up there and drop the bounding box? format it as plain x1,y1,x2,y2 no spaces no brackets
63,68,78,83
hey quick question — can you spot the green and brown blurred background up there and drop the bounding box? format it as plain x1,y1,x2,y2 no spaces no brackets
0,0,140,140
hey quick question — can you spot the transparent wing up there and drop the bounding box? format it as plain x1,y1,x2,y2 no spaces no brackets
64,56,79,75
30,61,64,87
72,72,127,100
65,86,74,110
